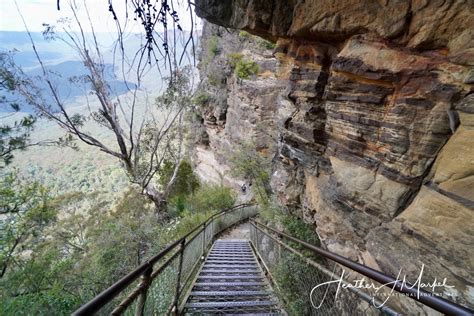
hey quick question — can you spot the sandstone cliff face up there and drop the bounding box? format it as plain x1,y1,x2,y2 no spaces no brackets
193,0,474,310
191,23,282,196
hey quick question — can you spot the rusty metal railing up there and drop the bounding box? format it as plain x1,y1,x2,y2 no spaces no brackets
249,219,473,315
72,204,258,315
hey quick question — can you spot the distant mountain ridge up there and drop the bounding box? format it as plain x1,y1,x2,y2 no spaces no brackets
0,31,137,113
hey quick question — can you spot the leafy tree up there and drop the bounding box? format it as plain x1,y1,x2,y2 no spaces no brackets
186,184,236,213
230,141,272,201
0,172,77,315
0,52,75,168
159,159,200,199
0,171,56,278
0,170,237,314
10,9,195,215
0,53,41,167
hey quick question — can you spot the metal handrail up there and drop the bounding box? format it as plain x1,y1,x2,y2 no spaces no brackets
249,221,399,315
72,203,253,315
250,219,474,315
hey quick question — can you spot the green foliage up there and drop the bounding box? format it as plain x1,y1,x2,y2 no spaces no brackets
227,52,243,68
0,52,75,168
207,72,223,86
0,162,237,315
238,31,251,39
0,53,37,167
238,31,275,50
201,35,220,66
229,142,271,201
274,254,319,315
192,91,211,108
209,36,220,56
158,160,200,199
281,215,320,247
234,58,260,80
258,39,276,50
229,141,320,247
0,172,56,274
167,183,236,217
186,184,236,213
0,172,67,314
155,66,193,110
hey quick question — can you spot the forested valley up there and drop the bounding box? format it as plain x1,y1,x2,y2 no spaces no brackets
0,2,235,314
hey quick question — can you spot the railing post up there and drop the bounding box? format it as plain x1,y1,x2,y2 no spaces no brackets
134,266,152,316
256,226,260,252
202,222,206,256
211,216,215,239
173,239,186,315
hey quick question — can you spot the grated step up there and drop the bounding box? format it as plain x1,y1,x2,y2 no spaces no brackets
203,267,259,271
207,254,254,257
183,239,281,314
198,275,264,280
200,270,262,274
190,291,271,296
205,260,257,264
195,282,266,287
185,300,277,308
207,257,255,260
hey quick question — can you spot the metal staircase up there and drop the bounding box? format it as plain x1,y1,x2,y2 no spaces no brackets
183,239,281,315
72,205,473,315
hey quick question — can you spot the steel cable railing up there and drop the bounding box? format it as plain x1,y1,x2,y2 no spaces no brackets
72,204,258,315
249,219,473,316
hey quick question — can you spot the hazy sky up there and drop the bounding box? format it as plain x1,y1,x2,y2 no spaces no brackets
0,0,199,33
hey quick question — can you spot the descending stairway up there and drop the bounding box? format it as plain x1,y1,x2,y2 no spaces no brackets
183,239,281,315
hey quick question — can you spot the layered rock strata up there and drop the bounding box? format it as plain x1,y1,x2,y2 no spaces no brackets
192,0,474,311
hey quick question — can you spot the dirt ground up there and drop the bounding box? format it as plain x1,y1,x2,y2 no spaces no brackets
219,222,251,240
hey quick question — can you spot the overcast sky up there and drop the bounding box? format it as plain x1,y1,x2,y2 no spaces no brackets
0,0,199,33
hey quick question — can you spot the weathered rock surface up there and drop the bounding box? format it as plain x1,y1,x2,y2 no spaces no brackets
193,1,474,311
196,0,474,64
190,23,282,197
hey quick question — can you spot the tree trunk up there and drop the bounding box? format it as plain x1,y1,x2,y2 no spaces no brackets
143,185,169,222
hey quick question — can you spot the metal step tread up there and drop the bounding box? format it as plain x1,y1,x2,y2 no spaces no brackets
203,265,259,269
208,253,254,258
183,239,281,314
209,253,253,256
200,270,262,274
206,258,255,260
206,259,257,265
185,300,278,308
197,275,264,280
195,281,266,286
190,291,272,296
211,249,252,254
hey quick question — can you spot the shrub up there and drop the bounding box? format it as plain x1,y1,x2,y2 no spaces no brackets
207,72,223,86
238,30,275,50
187,184,236,213
192,92,211,107
258,39,276,50
235,58,260,80
208,36,219,57
159,160,200,199
281,215,320,246
238,30,251,39
227,52,243,68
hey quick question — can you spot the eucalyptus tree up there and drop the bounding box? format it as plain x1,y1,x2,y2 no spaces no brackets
0,53,66,167
11,2,195,214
